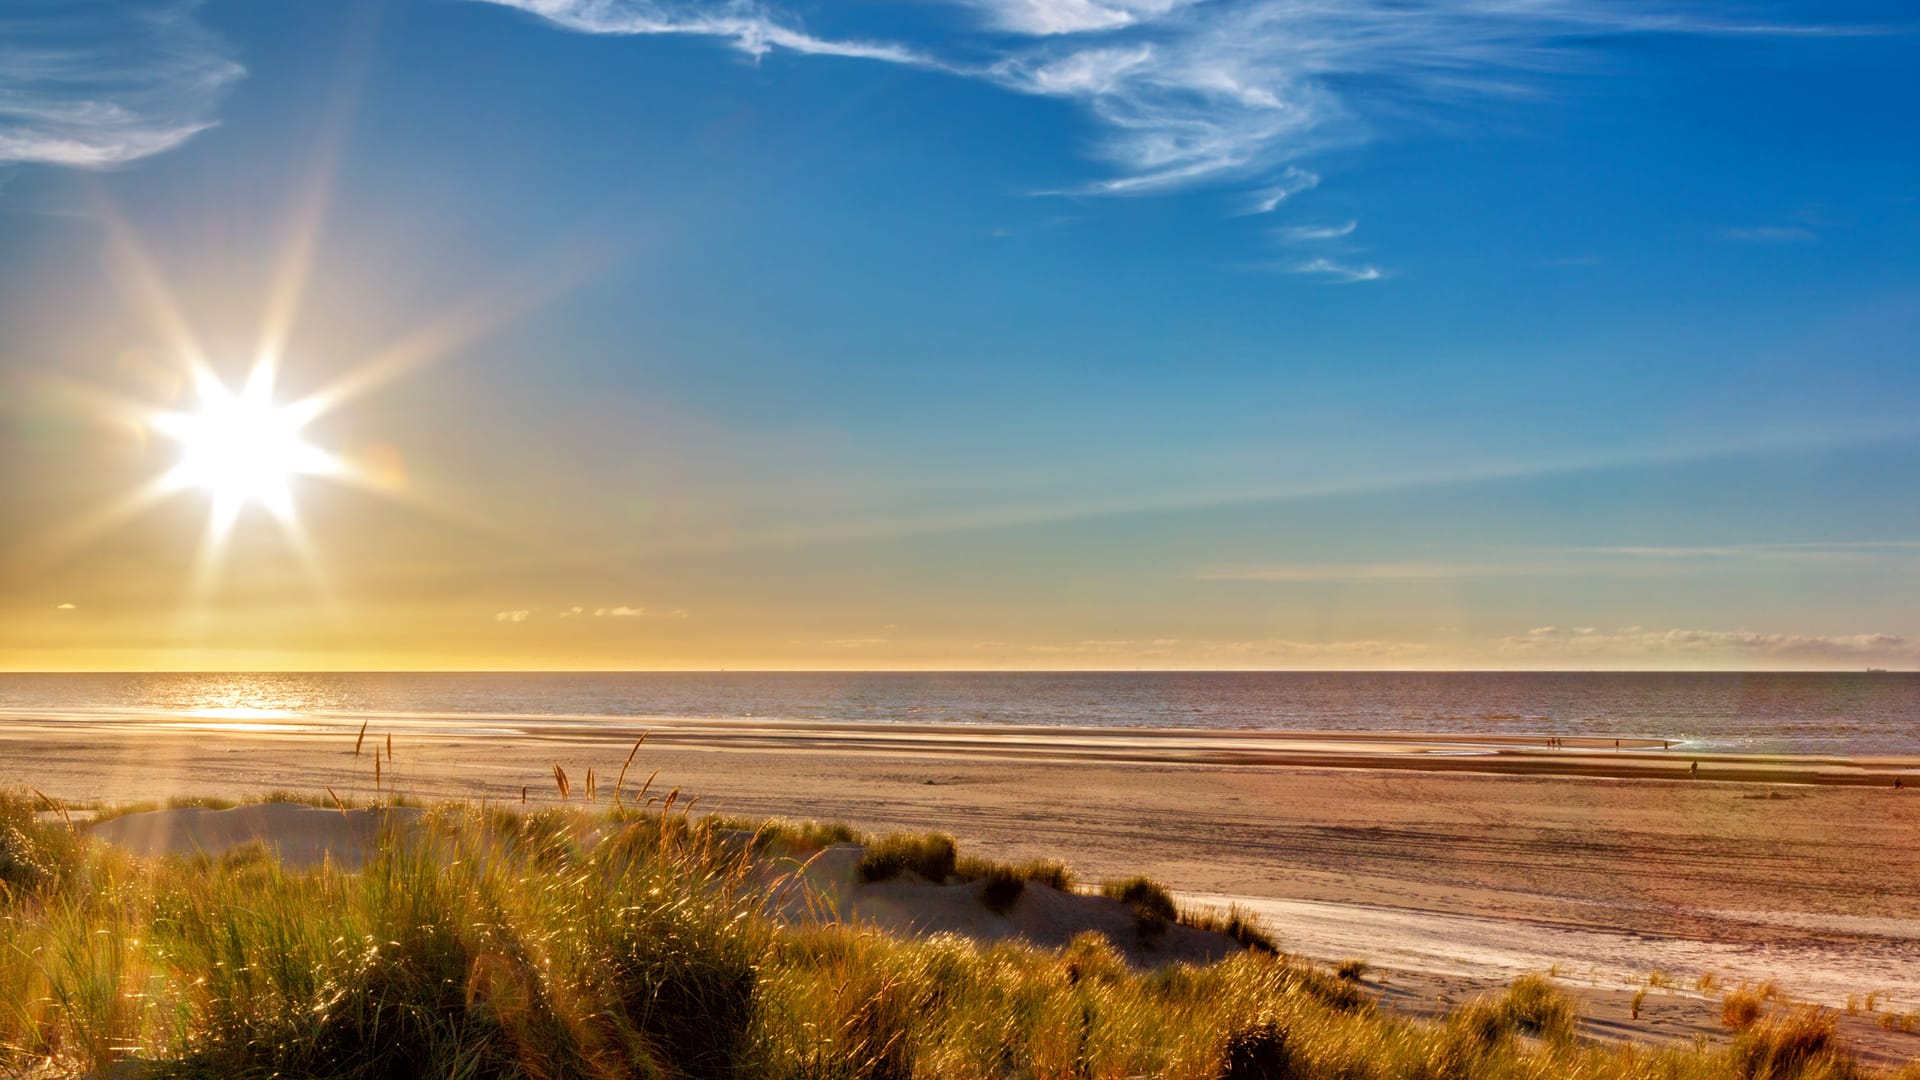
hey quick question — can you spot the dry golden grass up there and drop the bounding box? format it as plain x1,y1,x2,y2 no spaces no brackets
1102,875,1180,936
1723,981,1784,1033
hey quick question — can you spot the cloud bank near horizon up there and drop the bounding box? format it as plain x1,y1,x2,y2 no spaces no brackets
947,624,1917,667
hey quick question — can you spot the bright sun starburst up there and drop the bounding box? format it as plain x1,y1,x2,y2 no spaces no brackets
150,362,342,532
41,176,584,600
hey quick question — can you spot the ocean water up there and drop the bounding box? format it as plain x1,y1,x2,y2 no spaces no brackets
0,671,1916,756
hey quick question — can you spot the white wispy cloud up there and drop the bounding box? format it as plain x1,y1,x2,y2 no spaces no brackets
594,605,687,618
1566,540,1920,559
473,0,1857,204
466,0,938,65
1275,220,1357,243
1200,542,1920,582
492,604,686,621
963,0,1201,36
1198,561,1525,582
1284,257,1384,283
969,636,1429,662
0,0,243,169
1239,166,1320,214
1720,225,1817,243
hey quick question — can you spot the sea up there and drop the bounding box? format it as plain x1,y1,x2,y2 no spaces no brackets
0,671,1916,756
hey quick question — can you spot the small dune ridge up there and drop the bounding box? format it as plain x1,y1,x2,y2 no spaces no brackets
80,797,1268,967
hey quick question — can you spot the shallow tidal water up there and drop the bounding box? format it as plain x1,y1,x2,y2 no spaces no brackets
1,670,1915,755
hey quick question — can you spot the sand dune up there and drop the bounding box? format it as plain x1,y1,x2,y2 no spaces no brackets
71,797,1920,1063
82,804,1244,969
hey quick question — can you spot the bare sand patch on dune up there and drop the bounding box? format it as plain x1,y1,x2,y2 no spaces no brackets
87,804,421,870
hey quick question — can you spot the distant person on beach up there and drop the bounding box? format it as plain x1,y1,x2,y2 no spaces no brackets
1690,761,1699,778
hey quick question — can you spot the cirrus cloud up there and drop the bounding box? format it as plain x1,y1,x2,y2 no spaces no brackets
0,0,243,169
473,0,1870,204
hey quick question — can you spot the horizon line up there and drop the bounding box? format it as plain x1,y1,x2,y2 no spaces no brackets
0,668,1908,676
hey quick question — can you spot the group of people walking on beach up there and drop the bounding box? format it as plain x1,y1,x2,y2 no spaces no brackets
1533,735,1916,787
1543,736,1673,751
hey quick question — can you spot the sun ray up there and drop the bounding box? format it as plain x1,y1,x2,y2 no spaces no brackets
274,506,349,627
90,196,216,383
186,499,240,603
39,376,171,432
288,237,614,427
321,464,619,574
27,471,190,564
255,3,383,379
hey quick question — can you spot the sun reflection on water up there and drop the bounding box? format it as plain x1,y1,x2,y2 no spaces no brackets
182,706,302,721
147,672,347,719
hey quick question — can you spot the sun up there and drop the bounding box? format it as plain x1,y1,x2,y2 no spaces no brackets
42,187,563,593
151,361,342,533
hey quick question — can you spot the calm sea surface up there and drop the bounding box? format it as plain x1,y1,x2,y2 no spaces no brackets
1,672,1916,756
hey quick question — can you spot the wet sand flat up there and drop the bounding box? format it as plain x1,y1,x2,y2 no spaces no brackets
6,706,1917,783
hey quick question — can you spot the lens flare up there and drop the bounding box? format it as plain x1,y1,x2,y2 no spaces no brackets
152,362,342,532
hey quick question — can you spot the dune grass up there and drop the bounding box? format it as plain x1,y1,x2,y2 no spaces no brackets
1724,982,1784,1033
1177,902,1279,954
858,831,959,884
1103,875,1181,936
976,863,1029,915
2,792,1914,1079
853,829,1088,921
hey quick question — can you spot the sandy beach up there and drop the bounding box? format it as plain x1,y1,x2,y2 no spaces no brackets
9,710,1920,1060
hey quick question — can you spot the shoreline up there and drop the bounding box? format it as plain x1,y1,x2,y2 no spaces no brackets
5,708,1918,786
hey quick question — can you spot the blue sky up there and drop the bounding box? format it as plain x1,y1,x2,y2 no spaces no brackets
0,0,1917,669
